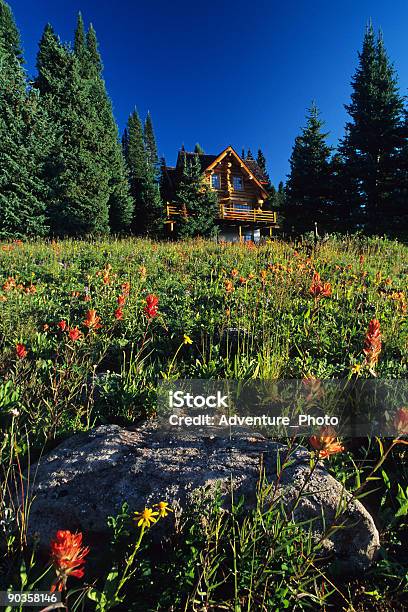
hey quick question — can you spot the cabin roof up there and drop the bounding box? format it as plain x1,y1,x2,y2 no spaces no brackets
162,146,270,202
169,147,268,184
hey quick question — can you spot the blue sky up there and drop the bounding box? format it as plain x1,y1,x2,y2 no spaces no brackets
8,0,408,185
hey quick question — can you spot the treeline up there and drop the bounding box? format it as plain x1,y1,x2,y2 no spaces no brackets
1,0,407,240
284,25,408,238
0,2,165,239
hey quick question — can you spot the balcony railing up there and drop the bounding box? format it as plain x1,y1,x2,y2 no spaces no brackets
166,203,277,225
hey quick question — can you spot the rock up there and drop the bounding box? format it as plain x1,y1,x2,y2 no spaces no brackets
26,424,379,573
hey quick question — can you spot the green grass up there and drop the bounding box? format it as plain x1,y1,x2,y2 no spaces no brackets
0,235,407,610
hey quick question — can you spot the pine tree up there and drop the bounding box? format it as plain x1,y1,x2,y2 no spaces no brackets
175,154,218,239
194,143,205,154
338,24,404,233
35,25,110,235
285,103,332,234
124,109,163,236
83,23,133,232
0,0,48,238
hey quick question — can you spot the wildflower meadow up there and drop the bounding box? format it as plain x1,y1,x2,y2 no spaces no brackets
0,235,408,610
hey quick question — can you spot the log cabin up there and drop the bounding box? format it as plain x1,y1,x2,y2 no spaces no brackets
162,146,279,242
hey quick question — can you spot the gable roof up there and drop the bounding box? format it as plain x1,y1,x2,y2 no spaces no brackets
204,146,268,197
163,146,270,201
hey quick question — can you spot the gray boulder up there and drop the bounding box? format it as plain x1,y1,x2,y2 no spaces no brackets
26,424,379,573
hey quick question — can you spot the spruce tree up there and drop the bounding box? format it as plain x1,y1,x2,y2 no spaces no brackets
194,143,205,154
124,109,163,236
285,103,332,235
35,25,110,235
74,13,87,65
0,0,48,238
175,154,218,239
256,148,272,189
256,149,267,175
144,111,158,172
83,23,133,232
338,24,404,233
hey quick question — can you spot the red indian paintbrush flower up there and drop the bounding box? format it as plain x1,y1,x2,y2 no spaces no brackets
58,320,67,332
394,407,408,435
144,294,159,319
121,282,131,296
309,426,344,459
114,307,123,320
16,343,27,359
309,272,332,298
117,294,126,307
84,309,101,330
68,327,81,342
50,530,89,593
363,318,381,370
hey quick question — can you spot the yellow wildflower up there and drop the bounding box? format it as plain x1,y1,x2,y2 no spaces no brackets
155,501,173,518
134,507,158,529
351,363,362,375
183,334,193,345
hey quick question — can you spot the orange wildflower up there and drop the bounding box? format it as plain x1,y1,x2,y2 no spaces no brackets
16,343,28,359
121,282,131,296
224,280,234,293
309,426,344,459
363,318,381,370
114,307,124,320
3,277,16,292
394,407,408,435
117,294,126,307
102,264,112,285
144,294,159,319
50,530,89,593
309,272,332,298
139,266,147,281
84,309,101,330
231,269,239,278
68,327,82,342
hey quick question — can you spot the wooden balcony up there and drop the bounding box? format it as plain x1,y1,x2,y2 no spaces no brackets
166,203,278,225
219,204,277,224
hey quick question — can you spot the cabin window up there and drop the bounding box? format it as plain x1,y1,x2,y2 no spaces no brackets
234,203,251,211
233,175,244,190
211,174,221,189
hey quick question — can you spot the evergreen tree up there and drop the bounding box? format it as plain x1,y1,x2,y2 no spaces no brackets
246,149,254,160
338,24,404,233
35,25,110,235
144,111,158,174
83,23,133,232
0,0,48,238
74,12,87,64
175,154,218,239
124,109,163,236
194,143,205,154
285,103,332,234
256,148,272,189
256,149,267,175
